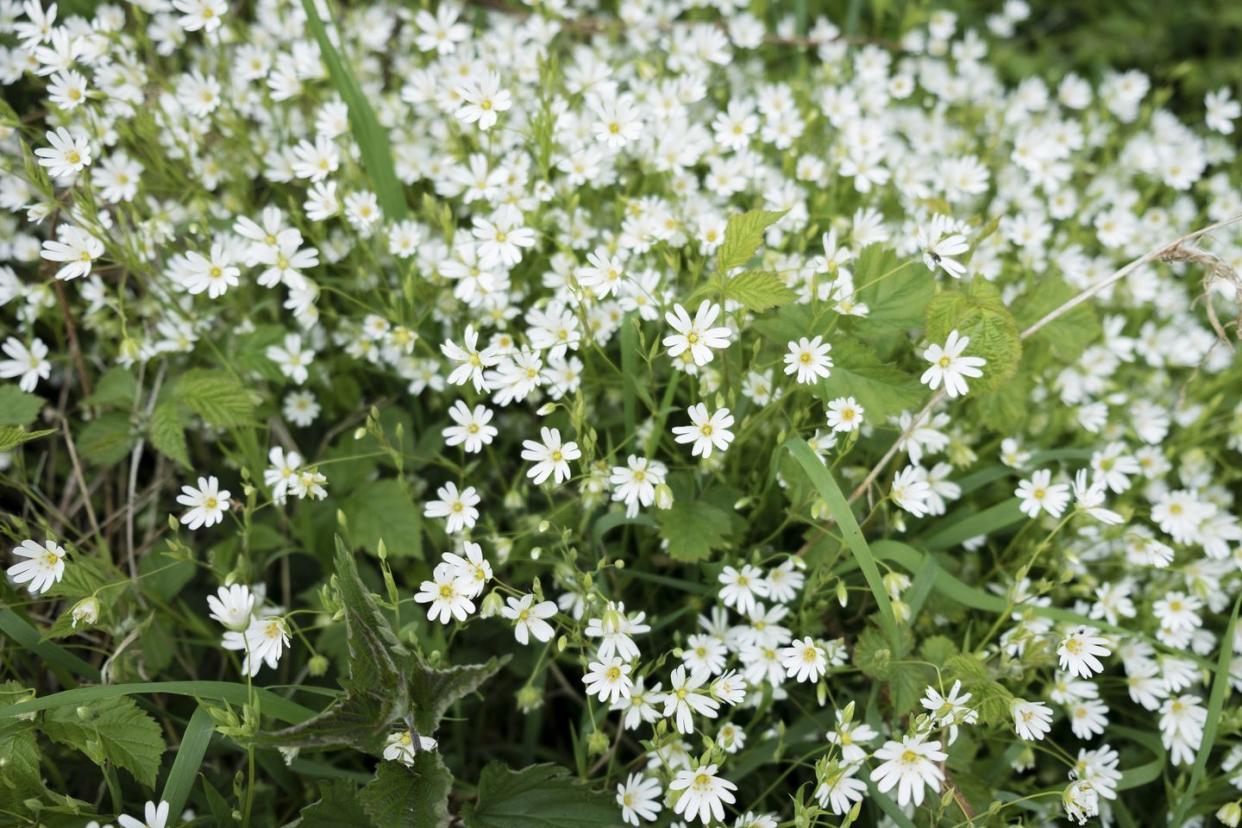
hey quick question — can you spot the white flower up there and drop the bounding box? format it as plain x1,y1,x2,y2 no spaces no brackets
672,404,735,458
173,0,227,32
35,127,91,178
616,773,662,826
442,400,498,454
442,325,500,392
890,465,933,517
117,800,170,828
825,396,864,432
472,206,536,270
815,763,868,815
920,330,986,398
869,733,947,807
207,584,255,631
8,539,66,595
415,563,476,624
1062,779,1100,825
455,71,511,131
41,224,104,281
263,447,303,504
780,636,827,683
668,764,737,825
718,565,770,615
424,482,480,534
1206,87,1241,134
663,301,732,367
583,656,633,704
0,337,51,393
576,249,627,298
226,614,289,677
1011,699,1053,740
916,214,969,278
783,336,833,384
71,596,99,628
177,476,231,530
383,729,437,766
1015,469,1071,518
662,665,719,734
521,427,581,485
500,594,557,645
1160,694,1206,766
1057,626,1111,679
442,542,492,598
609,456,666,517
1071,469,1122,525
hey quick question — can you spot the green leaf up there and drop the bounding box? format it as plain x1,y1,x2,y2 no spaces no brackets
41,695,166,788
83,367,137,409
722,270,796,312
300,0,407,220
0,386,44,426
149,401,191,469
0,722,42,810
343,480,422,558
1013,276,1100,363
656,498,731,563
753,303,816,344
294,780,375,828
407,656,507,735
174,369,256,427
715,209,786,273
852,248,931,328
971,374,1030,433
782,437,900,646
924,281,1021,393
161,705,214,819
0,682,314,727
461,763,625,828
0,426,56,452
1168,594,1241,826
77,412,135,466
814,337,925,420
360,755,452,828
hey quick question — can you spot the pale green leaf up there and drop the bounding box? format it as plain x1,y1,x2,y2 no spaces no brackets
723,270,796,312
174,369,256,427
148,400,190,469
715,209,786,273
42,695,166,788
924,281,1021,393
0,386,44,426
0,425,56,452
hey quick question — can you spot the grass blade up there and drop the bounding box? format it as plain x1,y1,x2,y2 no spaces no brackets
162,705,214,819
784,436,900,645
300,0,407,220
0,680,316,724
1168,594,1241,825
0,608,100,680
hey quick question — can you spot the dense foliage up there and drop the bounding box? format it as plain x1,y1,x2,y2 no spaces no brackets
2,1,1242,826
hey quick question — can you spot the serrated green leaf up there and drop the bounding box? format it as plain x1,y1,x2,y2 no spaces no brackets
149,401,190,469
42,695,166,788
83,367,137,409
343,480,422,558
924,281,1021,393
293,780,375,828
852,247,931,327
0,721,42,809
655,499,731,563
1013,276,1101,362
723,270,796,312
715,209,786,273
0,426,56,452
0,386,44,426
814,337,924,420
174,370,255,427
461,763,624,828
972,374,1029,432
77,413,135,466
407,655,507,735
360,755,452,828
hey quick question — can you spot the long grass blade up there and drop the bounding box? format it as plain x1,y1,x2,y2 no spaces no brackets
0,680,316,724
161,705,214,819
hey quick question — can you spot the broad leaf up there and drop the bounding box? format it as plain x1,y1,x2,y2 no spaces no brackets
360,755,452,828
924,280,1021,393
407,655,508,734
723,270,796,312
174,369,256,427
343,480,423,558
77,412,135,466
852,247,931,328
149,400,190,469
292,780,375,828
715,209,786,273
656,498,731,563
814,337,924,420
83,367,137,409
461,763,624,828
0,386,44,426
42,695,166,788
1013,276,1101,363
0,426,56,452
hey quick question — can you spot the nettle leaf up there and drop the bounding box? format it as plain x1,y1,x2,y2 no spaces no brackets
0,719,42,810
407,655,508,735
292,780,374,828
174,369,256,427
77,412,136,466
261,541,409,754
814,337,924,420
0,425,56,452
1012,276,1101,363
723,270,796,312
41,695,166,788
656,498,731,563
0,386,44,426
924,280,1021,393
461,763,624,828
852,246,931,328
360,754,453,828
83,366,137,409
343,479,423,558
943,653,1013,725
715,209,786,273
148,400,191,469
972,373,1030,433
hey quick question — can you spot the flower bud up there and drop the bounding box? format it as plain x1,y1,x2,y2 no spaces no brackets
71,597,99,628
